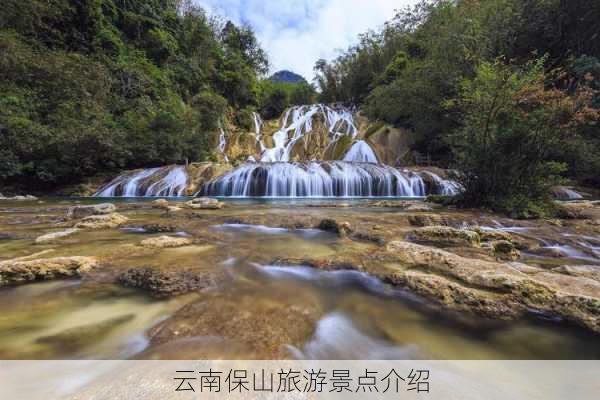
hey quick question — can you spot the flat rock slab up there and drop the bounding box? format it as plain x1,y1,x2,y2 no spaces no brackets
119,267,220,298
35,228,80,243
75,213,128,229
139,236,192,249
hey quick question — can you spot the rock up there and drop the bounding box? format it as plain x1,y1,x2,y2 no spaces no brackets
165,206,183,213
139,235,192,249
405,203,434,212
151,199,170,210
407,226,480,247
555,201,594,219
36,314,134,352
75,213,128,229
407,214,448,227
553,265,600,282
35,228,80,244
67,203,116,219
471,227,513,242
0,195,38,201
551,186,584,200
0,256,98,287
141,224,178,234
119,267,217,298
185,197,224,210
148,289,322,358
491,240,520,261
317,219,352,236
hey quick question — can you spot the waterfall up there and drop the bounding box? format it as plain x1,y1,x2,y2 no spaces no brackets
198,161,457,198
259,105,358,162
218,127,229,163
419,171,462,196
93,166,188,197
343,140,378,163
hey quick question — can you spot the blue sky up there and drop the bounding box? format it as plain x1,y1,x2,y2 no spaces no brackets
196,0,419,81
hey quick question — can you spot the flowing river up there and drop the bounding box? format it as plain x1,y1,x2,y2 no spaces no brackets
1,198,599,360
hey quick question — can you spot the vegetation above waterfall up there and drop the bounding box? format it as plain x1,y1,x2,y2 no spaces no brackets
0,0,267,188
314,0,600,216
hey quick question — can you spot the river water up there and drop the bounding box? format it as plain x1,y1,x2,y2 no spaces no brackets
0,198,599,360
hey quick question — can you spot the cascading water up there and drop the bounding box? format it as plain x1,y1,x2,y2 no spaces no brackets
343,140,378,163
198,161,451,198
259,105,360,162
93,166,188,197
218,127,229,163
419,171,463,196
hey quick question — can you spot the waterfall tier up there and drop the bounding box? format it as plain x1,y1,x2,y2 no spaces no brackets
259,104,359,162
199,161,459,198
93,166,188,197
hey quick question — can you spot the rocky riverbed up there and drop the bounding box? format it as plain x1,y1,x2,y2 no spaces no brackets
0,197,599,359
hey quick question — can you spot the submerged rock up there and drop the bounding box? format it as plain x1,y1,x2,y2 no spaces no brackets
35,228,80,243
67,203,116,219
119,267,217,298
36,314,134,352
185,197,224,210
75,213,128,229
141,224,178,234
148,289,322,358
139,235,192,249
0,256,98,287
407,226,480,247
407,213,448,227
317,219,352,237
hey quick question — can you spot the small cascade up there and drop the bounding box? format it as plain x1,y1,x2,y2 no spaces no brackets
198,161,458,198
93,166,188,197
419,171,462,196
218,127,229,163
259,105,358,162
343,140,378,163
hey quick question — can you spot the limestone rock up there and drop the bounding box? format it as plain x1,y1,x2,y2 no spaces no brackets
185,197,224,210
75,213,128,229
0,256,98,287
491,240,520,261
119,267,217,298
407,214,448,227
35,228,80,243
139,235,192,249
407,226,480,247
405,203,434,212
318,219,352,236
141,224,178,234
151,199,170,210
67,203,116,219
555,201,594,219
0,195,38,201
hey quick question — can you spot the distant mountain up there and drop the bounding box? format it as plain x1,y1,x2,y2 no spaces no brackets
269,70,306,84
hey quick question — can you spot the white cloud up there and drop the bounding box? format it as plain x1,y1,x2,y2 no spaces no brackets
195,0,419,81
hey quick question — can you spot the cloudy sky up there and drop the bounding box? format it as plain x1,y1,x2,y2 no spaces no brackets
196,0,419,81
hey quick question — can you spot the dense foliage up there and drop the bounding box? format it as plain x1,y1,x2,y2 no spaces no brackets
258,79,317,120
314,0,600,213
0,0,267,187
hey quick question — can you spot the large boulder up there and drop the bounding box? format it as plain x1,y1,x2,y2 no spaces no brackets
407,226,480,247
75,213,128,229
0,256,98,287
67,203,116,219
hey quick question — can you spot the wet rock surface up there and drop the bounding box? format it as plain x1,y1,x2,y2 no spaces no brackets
35,228,80,243
67,203,116,219
119,267,218,298
185,198,224,210
0,256,98,287
139,236,192,249
74,213,129,229
148,289,322,358
407,226,480,247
